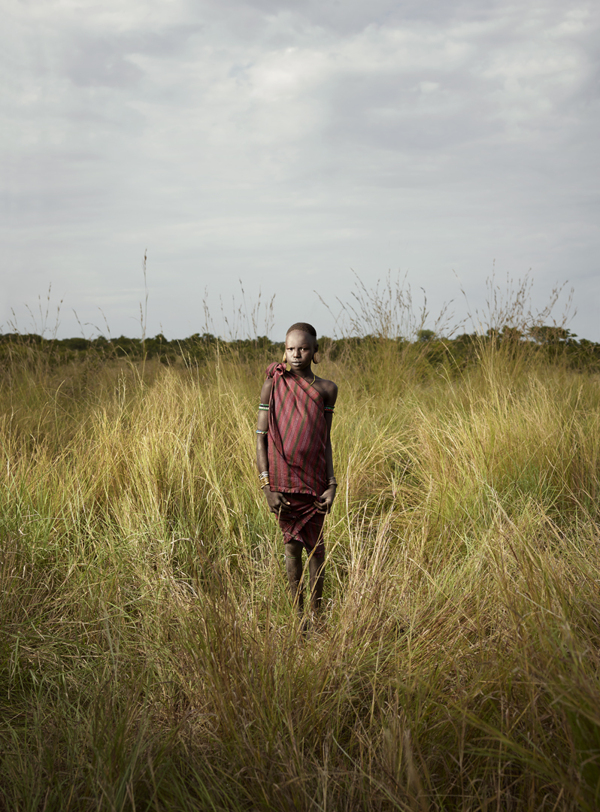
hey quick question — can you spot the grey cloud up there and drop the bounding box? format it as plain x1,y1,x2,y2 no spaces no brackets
62,22,206,89
66,37,144,88
3,0,599,341
215,0,504,35
325,74,497,154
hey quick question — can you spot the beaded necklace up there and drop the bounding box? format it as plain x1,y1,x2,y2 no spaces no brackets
290,368,316,387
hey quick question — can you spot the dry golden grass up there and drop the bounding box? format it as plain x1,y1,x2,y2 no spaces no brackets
1,341,600,810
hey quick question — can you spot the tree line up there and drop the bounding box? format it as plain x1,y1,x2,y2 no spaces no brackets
1,325,599,371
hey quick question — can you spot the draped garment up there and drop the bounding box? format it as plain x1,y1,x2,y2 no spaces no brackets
266,363,328,556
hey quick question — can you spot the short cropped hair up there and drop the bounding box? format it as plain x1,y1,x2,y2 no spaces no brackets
286,322,317,339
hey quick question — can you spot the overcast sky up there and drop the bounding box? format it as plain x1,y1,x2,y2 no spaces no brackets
3,0,599,341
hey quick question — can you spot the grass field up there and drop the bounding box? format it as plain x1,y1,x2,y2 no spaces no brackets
2,335,600,811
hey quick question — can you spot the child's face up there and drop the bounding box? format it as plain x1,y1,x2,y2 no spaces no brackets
285,330,317,372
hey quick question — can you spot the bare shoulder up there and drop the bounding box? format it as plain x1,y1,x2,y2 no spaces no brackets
259,378,273,402
315,376,338,407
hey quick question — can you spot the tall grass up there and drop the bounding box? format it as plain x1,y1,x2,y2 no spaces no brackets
1,339,600,810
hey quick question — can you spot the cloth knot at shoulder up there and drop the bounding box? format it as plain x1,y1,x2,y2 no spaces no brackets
265,362,287,380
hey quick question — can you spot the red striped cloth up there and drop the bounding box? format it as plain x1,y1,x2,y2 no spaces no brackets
276,494,325,558
266,362,327,496
265,363,328,557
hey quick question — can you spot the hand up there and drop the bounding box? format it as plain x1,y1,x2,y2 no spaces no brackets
264,488,293,516
314,485,337,514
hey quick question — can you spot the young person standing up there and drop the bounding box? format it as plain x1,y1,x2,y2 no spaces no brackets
256,323,338,621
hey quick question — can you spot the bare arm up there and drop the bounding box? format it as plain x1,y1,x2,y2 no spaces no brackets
256,378,292,514
315,381,338,514
255,379,271,473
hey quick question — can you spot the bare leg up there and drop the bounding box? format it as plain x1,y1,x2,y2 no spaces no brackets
285,540,304,617
309,555,325,615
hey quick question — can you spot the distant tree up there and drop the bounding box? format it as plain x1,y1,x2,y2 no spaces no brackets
528,326,576,345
